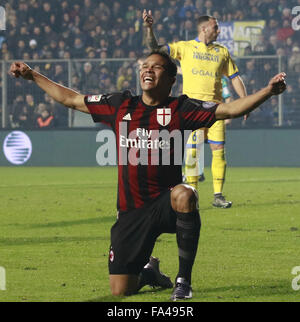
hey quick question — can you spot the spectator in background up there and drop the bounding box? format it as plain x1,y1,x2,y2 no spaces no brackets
32,27,43,46
83,15,98,32
126,5,136,23
276,19,294,41
203,0,214,16
137,0,151,11
288,46,300,74
82,0,96,17
16,40,26,59
18,25,30,44
80,62,99,93
43,25,58,43
178,0,196,19
111,2,121,21
25,94,35,113
0,42,12,60
284,37,295,56
284,84,299,126
9,95,24,128
241,59,256,91
36,108,54,129
17,2,29,26
53,64,68,85
72,38,85,58
265,6,280,22
264,19,279,40
28,39,39,58
248,5,263,20
134,9,144,33
49,40,59,58
253,35,276,55
269,35,279,53
18,105,33,128
234,9,245,21
257,62,274,88
127,27,140,51
281,7,292,21
57,40,69,59
46,96,68,128
40,2,52,26
163,7,177,25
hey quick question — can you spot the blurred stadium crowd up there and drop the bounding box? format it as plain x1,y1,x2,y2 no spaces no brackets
0,0,299,128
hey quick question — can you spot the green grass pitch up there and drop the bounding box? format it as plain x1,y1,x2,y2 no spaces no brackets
0,167,299,302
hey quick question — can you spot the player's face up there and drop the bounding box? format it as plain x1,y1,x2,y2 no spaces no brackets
205,19,220,42
139,54,173,92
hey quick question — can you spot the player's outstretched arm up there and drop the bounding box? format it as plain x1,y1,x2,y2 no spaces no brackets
215,73,286,120
143,9,168,53
9,62,89,113
231,75,249,121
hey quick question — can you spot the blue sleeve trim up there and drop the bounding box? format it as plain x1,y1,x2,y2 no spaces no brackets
166,44,170,54
186,144,202,149
228,72,239,79
206,139,225,145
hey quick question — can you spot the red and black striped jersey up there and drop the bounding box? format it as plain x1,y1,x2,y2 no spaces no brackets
84,91,218,213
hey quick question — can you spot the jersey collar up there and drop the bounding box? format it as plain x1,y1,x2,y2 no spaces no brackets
195,37,214,46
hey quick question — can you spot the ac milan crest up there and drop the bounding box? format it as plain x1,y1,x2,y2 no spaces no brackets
157,108,171,126
109,249,114,262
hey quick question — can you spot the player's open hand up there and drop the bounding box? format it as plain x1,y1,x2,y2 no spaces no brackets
267,72,286,95
9,62,34,81
143,9,153,27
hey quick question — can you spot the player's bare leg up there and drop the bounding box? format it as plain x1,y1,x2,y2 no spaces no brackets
110,259,173,296
210,143,232,208
170,184,201,300
109,274,139,296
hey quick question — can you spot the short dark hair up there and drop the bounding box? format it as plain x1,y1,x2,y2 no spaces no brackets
147,50,177,78
196,15,215,26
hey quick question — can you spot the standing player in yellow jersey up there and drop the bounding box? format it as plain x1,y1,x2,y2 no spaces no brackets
143,10,247,208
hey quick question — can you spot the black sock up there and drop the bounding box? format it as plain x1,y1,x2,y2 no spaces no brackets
175,210,201,284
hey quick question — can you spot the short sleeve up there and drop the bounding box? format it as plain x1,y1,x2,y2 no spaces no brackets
167,41,185,61
84,91,131,128
222,48,239,79
179,96,218,131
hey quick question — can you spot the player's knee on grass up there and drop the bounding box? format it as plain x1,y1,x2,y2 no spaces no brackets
171,184,198,213
109,274,139,296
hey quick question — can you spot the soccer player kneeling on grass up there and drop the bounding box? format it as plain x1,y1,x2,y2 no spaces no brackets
10,52,286,300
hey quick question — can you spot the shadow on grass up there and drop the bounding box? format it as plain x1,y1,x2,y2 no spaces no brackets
25,216,115,229
0,235,108,247
88,280,294,302
200,199,300,212
87,287,170,302
195,280,293,300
